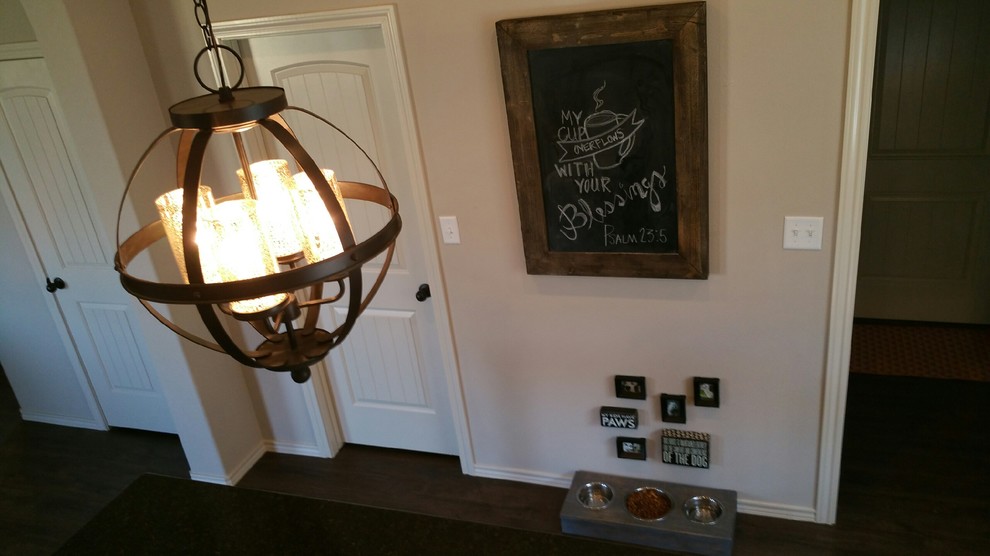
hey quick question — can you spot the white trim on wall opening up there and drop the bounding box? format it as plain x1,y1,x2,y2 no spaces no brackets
815,0,880,525
0,41,42,61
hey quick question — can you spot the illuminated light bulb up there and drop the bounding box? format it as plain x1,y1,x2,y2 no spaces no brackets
236,159,304,259
200,199,287,316
291,169,350,263
154,186,215,281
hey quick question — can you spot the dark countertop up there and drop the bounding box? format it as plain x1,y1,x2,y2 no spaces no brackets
57,474,667,555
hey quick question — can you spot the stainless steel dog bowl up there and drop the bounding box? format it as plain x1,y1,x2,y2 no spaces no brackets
576,482,613,510
683,495,723,524
625,487,672,521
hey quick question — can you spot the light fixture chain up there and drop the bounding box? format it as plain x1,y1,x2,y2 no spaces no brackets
193,0,228,91
190,0,245,100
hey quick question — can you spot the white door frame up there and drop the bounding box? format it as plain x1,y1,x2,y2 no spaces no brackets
0,42,43,63
212,6,474,473
815,0,880,524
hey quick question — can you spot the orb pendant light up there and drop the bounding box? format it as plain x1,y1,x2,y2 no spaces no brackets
114,0,401,383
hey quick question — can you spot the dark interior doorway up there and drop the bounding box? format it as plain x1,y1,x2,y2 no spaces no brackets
839,0,990,539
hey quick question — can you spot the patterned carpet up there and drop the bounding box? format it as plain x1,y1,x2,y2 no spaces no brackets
850,321,990,382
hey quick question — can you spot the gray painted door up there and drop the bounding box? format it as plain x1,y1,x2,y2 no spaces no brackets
856,0,990,324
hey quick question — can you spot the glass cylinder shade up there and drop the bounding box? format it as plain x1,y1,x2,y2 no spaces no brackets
291,169,350,263
236,159,305,260
199,199,288,316
154,185,215,282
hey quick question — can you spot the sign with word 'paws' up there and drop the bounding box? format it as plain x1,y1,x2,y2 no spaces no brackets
600,406,638,429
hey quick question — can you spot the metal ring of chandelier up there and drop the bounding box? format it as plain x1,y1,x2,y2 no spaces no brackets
114,0,401,384
114,85,401,384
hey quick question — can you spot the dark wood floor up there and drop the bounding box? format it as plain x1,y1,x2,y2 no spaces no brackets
1,368,987,555
0,367,188,555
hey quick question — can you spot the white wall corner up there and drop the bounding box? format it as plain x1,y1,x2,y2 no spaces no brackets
190,440,267,486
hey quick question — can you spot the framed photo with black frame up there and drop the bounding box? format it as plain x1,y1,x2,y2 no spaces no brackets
693,377,720,407
614,375,646,400
616,436,647,460
660,393,687,423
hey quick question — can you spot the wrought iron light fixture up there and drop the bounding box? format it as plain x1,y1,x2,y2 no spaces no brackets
114,0,400,383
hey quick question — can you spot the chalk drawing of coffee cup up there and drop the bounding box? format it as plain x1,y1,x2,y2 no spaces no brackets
585,109,639,169
557,108,643,170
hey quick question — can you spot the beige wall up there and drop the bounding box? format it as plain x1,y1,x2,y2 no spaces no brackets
124,0,849,515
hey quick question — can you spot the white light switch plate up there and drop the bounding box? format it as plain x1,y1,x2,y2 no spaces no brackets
783,216,824,250
439,216,460,244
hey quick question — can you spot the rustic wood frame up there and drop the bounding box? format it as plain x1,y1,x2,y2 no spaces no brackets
496,3,708,279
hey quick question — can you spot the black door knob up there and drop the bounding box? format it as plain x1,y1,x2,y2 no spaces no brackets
415,283,431,302
46,277,66,293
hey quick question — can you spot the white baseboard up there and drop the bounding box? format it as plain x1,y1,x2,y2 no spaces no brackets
19,410,106,431
473,464,818,523
187,438,332,485
190,441,267,486
187,470,230,485
737,499,817,522
264,439,330,458
471,463,572,489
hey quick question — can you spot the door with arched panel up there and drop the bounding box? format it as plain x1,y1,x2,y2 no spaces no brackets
236,24,458,455
0,56,175,433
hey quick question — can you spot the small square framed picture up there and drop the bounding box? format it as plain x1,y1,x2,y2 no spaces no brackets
660,394,687,424
617,437,647,460
614,375,646,400
693,377,720,407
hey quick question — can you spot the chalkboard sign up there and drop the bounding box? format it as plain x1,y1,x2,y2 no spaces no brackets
497,3,708,279
528,40,678,254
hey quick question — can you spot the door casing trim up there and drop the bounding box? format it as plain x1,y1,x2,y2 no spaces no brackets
815,0,880,524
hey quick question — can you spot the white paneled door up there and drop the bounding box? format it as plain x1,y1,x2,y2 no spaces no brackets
0,57,175,433
236,24,458,455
